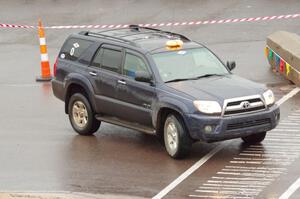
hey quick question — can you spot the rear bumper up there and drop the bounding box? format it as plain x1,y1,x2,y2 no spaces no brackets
51,79,64,101
184,104,280,142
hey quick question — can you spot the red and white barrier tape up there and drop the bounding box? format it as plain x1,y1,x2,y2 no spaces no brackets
1,13,299,29
0,24,35,28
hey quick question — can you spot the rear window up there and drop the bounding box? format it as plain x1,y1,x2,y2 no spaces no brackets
60,38,93,61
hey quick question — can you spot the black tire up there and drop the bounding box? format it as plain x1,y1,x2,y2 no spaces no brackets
68,93,100,136
242,132,266,144
163,114,192,159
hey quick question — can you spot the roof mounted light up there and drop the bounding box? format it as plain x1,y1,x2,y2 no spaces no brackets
166,40,183,50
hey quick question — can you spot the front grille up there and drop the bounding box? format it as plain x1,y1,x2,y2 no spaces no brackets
226,118,271,131
224,96,266,116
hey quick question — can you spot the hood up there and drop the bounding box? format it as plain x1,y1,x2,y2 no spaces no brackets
165,74,267,103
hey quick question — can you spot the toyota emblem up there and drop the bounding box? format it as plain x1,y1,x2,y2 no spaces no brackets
241,101,251,109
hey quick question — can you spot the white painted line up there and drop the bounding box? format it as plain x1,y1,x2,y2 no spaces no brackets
234,157,296,162
272,129,300,132
241,150,300,154
218,172,280,179
195,190,218,193
288,115,300,118
250,144,300,148
203,183,265,188
152,143,228,199
282,118,300,121
199,186,261,192
276,87,300,106
216,171,279,177
241,151,299,155
207,180,271,185
212,176,274,181
268,133,300,137
230,160,262,164
266,138,300,143
224,165,287,171
222,168,284,174
189,194,252,198
189,195,227,198
195,189,258,195
279,177,300,199
278,123,300,125
265,141,300,145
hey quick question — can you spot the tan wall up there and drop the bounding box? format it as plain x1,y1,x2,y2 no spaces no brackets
266,31,300,86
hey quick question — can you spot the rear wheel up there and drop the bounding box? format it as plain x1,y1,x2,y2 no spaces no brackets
164,114,192,159
242,132,266,144
68,93,100,135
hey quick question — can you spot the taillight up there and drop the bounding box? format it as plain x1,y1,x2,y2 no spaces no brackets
53,57,58,77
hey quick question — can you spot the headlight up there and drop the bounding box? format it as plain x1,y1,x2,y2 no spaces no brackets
193,100,222,114
263,89,275,106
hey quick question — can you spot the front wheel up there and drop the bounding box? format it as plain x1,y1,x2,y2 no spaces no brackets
68,93,100,136
164,114,192,159
242,132,266,144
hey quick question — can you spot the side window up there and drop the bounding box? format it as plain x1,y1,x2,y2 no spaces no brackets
102,49,122,73
91,49,102,68
124,53,149,78
92,48,122,73
60,38,93,61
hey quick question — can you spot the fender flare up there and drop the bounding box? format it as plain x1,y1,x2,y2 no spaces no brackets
64,73,97,113
153,96,191,133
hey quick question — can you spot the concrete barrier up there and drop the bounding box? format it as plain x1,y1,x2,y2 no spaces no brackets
266,31,300,86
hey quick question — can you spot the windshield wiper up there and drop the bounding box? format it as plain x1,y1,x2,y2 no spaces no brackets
165,78,194,83
165,74,224,83
193,73,224,79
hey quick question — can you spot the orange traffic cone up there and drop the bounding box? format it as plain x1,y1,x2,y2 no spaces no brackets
36,19,52,82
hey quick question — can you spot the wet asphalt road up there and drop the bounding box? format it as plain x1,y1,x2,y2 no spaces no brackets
0,0,300,198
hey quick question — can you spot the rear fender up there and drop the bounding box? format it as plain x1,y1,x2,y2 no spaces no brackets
64,73,97,113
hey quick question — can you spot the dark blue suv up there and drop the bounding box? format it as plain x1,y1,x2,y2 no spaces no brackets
52,25,280,158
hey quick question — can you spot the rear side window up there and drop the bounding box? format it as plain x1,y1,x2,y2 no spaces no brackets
60,38,93,61
92,48,122,73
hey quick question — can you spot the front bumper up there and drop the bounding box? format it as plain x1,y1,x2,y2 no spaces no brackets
184,104,280,142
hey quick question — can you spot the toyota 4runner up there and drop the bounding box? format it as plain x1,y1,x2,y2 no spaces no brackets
52,25,280,158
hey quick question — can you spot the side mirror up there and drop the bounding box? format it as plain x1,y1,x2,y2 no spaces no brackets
135,71,152,83
226,61,236,71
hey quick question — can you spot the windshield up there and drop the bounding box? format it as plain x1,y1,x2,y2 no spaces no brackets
152,47,229,82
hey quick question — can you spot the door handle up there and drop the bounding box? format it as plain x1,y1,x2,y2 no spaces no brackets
117,80,127,85
89,71,97,76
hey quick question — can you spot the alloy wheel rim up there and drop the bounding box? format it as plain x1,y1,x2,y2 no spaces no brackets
72,101,88,128
166,121,179,155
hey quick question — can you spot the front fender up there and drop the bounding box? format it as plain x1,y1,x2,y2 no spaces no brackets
152,95,192,129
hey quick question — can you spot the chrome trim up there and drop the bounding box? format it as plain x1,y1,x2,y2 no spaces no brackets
89,71,97,76
225,101,264,111
117,80,127,85
222,95,266,117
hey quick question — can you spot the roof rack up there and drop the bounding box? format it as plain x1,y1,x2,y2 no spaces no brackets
84,31,137,46
127,25,191,41
96,25,191,41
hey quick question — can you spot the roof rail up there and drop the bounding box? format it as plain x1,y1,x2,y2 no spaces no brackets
85,31,137,46
95,25,190,41
128,25,190,41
